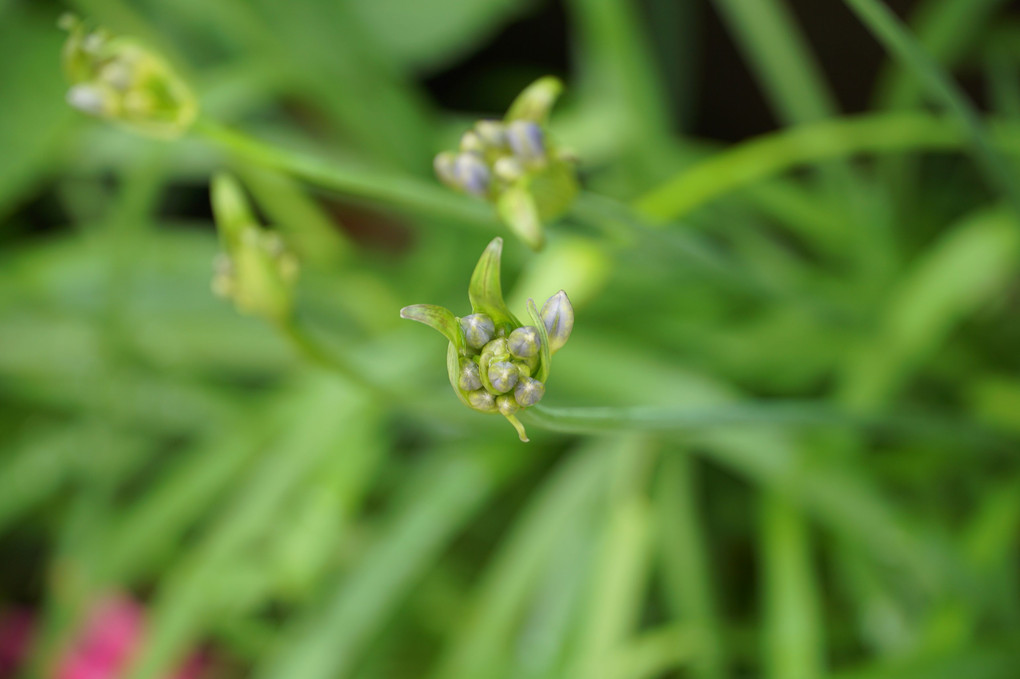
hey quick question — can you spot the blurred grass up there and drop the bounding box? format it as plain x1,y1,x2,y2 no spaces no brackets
2,0,1020,678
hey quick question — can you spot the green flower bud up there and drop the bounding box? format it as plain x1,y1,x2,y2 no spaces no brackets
496,394,520,417
540,290,574,354
60,15,197,139
487,360,519,394
460,313,495,350
493,157,525,184
458,360,483,392
434,152,459,189
211,173,298,323
474,120,507,148
467,389,497,413
507,326,540,360
460,130,486,154
514,376,546,407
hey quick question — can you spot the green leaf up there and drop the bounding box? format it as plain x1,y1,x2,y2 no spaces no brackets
399,304,465,353
527,298,551,383
497,185,544,251
468,238,519,328
447,343,474,409
211,172,257,249
505,76,563,125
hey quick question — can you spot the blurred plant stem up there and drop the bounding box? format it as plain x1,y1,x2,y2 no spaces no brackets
274,318,384,396
194,119,496,229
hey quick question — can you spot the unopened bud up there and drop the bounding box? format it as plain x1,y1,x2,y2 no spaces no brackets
458,361,483,392
540,290,573,354
514,376,545,407
460,313,495,350
455,153,491,196
488,360,519,393
474,120,506,147
507,326,540,359
493,156,524,183
434,152,459,188
496,394,520,417
460,130,485,153
66,84,109,116
467,390,497,412
506,121,545,163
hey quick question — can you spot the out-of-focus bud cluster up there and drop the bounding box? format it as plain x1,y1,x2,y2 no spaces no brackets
401,238,573,442
433,77,579,251
59,14,198,139
211,173,299,324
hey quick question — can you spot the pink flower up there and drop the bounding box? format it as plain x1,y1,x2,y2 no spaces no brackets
2,595,205,679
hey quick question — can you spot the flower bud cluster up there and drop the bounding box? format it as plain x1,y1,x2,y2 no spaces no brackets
401,237,573,442
434,119,551,199
60,14,197,139
453,315,548,418
432,77,579,251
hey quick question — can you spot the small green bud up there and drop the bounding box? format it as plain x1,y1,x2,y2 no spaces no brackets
458,360,483,392
467,389,497,413
211,174,298,323
460,314,495,350
540,290,574,354
474,120,507,148
514,376,545,407
460,130,486,153
496,394,520,417
481,337,509,362
493,156,525,183
60,15,197,139
507,326,540,359
488,361,520,393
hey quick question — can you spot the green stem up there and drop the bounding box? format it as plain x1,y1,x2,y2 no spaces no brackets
521,402,1006,447
843,0,1020,220
194,119,496,229
274,317,394,400
635,112,1020,222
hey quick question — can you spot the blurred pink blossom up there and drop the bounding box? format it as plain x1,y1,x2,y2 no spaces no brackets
0,595,204,679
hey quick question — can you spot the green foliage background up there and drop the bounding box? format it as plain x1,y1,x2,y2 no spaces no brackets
2,0,1019,678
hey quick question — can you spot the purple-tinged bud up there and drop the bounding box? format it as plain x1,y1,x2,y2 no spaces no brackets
467,390,496,412
540,290,573,354
455,152,491,196
506,121,545,162
496,394,520,416
458,361,482,392
488,361,520,393
514,376,545,407
460,314,495,350
507,326,540,359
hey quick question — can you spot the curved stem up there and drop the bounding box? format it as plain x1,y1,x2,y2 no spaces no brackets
635,112,1020,222
194,119,497,230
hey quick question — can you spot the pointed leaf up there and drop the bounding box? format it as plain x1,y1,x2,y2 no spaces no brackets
400,304,465,353
527,298,551,383
211,173,257,250
447,343,474,409
468,238,519,328
497,185,545,251
505,76,563,125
